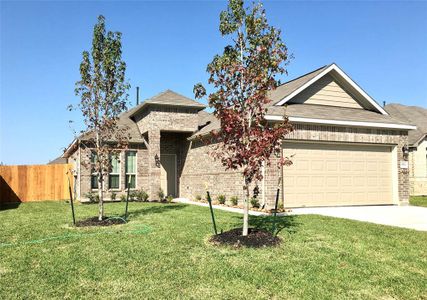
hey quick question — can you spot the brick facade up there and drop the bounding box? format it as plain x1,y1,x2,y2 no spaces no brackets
135,106,200,199
72,107,410,208
180,140,247,202
183,124,410,209
70,144,148,201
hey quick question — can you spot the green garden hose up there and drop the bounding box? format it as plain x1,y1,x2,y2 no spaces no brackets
0,223,152,248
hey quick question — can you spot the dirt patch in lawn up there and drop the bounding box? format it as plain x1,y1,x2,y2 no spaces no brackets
209,228,282,248
75,217,126,227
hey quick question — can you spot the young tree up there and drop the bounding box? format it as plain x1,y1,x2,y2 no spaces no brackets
194,0,294,236
75,15,130,221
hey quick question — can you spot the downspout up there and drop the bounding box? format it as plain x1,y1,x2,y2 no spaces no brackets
261,162,265,207
78,143,81,201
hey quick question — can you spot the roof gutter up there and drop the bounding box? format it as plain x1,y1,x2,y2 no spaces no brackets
62,139,79,158
265,115,417,130
129,102,206,119
410,133,427,147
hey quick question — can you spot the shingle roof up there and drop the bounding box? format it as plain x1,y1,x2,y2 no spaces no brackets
48,156,68,164
189,103,414,140
79,108,145,144
385,103,427,146
190,65,417,139
129,89,206,118
267,104,412,125
268,65,330,105
191,66,331,139
192,110,219,139
65,90,205,155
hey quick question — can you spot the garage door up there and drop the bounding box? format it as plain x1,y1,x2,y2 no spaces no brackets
282,143,393,207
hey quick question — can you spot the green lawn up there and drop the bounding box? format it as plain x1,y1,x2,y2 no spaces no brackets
0,201,426,299
410,195,427,207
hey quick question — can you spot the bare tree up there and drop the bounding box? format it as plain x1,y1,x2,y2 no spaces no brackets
74,15,130,220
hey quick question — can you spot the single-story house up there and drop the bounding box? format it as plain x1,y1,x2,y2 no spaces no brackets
385,104,427,196
63,63,416,208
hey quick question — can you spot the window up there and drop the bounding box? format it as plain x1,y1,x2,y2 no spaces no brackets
109,154,120,189
125,151,137,189
90,152,98,190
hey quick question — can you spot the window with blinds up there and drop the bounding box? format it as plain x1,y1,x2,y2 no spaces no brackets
90,151,98,190
125,151,137,189
109,154,120,189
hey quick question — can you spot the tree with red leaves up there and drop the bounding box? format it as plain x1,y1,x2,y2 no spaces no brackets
194,0,294,236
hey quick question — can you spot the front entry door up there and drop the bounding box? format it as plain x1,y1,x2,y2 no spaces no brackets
160,154,177,197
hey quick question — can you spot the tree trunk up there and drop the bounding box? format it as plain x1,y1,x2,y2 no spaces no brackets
98,172,104,221
242,183,250,236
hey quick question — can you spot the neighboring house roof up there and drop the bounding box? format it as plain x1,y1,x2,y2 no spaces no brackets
129,89,206,118
385,103,427,146
48,156,68,164
272,63,388,115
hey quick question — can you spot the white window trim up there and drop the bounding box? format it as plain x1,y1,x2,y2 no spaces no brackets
90,151,99,191
265,115,417,130
274,63,389,115
125,150,138,190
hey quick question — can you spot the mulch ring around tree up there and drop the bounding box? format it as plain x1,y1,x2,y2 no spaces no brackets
209,228,282,248
75,216,126,227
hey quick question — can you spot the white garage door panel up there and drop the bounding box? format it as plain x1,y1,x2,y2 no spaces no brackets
283,143,393,207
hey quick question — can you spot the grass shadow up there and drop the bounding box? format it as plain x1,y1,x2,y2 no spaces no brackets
127,203,186,218
0,202,21,211
0,175,22,207
250,215,298,235
229,214,299,236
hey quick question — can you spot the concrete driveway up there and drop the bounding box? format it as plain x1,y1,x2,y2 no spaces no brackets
290,205,427,231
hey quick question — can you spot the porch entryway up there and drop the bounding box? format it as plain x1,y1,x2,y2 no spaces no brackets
160,154,177,197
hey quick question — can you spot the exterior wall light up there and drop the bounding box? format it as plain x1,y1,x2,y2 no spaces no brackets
402,145,409,159
155,154,161,167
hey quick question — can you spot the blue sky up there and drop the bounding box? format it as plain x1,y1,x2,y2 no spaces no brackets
1,0,426,165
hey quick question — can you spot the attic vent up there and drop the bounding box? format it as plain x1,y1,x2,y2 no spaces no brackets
198,121,211,130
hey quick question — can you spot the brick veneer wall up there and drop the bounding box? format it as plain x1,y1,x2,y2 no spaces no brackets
75,143,148,201
134,106,200,199
183,124,410,208
160,132,192,197
134,106,200,134
180,140,260,204
73,119,410,206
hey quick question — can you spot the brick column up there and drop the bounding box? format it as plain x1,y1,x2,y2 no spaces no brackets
397,132,410,204
148,129,161,200
263,155,282,209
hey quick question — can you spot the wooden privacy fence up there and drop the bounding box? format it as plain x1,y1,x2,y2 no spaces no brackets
0,164,73,203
